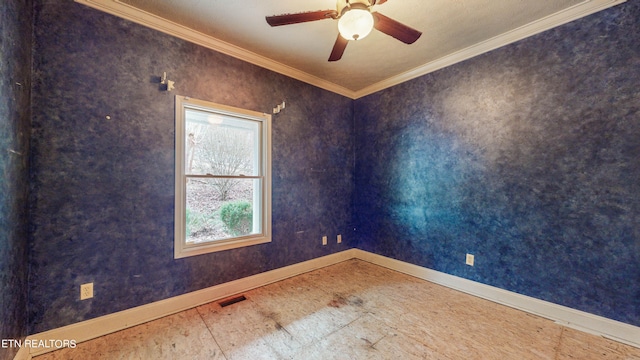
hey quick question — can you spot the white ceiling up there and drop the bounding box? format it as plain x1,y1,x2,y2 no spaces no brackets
76,0,625,98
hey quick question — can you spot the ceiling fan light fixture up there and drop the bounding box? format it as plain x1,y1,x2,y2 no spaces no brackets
265,0,422,62
338,8,374,41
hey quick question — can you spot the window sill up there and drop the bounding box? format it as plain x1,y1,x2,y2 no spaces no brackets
174,235,271,259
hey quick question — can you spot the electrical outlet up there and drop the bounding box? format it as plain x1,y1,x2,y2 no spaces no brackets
337,234,342,244
322,236,328,246
80,283,93,300
466,253,475,266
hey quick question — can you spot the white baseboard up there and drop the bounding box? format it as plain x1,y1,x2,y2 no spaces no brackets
11,347,30,360
352,249,640,349
17,249,358,359
15,248,639,359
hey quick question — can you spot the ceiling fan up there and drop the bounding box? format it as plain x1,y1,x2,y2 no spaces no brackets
265,0,422,62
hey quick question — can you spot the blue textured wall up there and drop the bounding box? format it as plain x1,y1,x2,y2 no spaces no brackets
25,0,640,335
29,0,354,333
0,0,32,358
354,2,639,326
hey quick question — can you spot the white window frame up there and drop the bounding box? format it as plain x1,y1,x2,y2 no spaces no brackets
174,95,271,258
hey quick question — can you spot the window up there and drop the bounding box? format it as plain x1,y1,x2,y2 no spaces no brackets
174,96,271,258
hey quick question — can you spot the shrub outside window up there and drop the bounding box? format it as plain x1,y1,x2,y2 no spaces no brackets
174,96,271,258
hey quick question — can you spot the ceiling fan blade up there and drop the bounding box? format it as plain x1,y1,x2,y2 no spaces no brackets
266,10,338,26
372,12,422,44
328,35,349,62
374,0,389,4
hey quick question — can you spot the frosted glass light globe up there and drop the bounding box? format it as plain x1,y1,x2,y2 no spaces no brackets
338,9,374,41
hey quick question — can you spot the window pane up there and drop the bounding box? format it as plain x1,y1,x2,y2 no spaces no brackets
185,177,262,244
185,109,260,176
175,95,271,258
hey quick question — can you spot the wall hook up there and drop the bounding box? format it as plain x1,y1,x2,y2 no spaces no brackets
160,72,175,91
273,100,286,114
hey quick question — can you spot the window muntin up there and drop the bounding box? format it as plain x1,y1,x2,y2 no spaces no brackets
175,96,271,258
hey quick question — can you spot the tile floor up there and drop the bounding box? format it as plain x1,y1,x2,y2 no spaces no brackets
35,260,640,359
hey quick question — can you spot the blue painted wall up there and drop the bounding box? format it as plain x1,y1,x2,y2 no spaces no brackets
21,0,640,336
354,2,639,326
28,0,354,333
0,0,32,359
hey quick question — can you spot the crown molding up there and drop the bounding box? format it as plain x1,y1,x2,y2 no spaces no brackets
75,0,626,100
74,0,358,98
354,0,627,98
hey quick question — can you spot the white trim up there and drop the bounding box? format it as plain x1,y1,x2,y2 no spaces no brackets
19,250,358,358
74,0,626,99
353,0,627,98
15,249,640,359
352,249,640,349
73,0,356,99
12,346,30,360
174,96,272,258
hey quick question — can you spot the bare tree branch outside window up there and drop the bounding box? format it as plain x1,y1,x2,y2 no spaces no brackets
186,124,254,200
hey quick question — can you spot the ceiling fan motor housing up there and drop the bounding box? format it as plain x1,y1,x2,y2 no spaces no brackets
337,0,373,16
265,0,418,62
